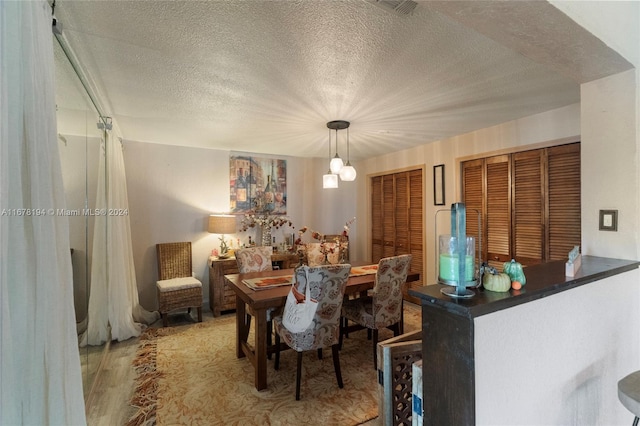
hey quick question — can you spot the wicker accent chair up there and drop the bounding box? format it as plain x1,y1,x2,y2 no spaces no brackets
340,254,412,368
156,242,203,327
273,263,351,400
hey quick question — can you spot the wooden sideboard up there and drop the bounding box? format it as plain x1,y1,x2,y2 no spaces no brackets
209,252,298,316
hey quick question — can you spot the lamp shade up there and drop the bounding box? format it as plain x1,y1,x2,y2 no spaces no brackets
323,173,339,189
339,163,357,181
208,214,236,234
329,156,344,174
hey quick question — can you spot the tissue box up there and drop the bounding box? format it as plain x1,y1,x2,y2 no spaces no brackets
412,360,423,426
565,253,582,277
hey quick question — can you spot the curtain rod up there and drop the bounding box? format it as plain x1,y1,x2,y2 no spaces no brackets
52,11,108,127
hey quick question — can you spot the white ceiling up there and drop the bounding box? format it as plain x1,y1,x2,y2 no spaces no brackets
53,1,631,162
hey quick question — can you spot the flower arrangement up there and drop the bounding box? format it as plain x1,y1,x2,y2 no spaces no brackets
239,214,293,232
295,217,355,263
294,217,355,245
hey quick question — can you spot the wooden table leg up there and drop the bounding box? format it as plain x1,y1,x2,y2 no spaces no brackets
236,297,248,359
254,309,268,390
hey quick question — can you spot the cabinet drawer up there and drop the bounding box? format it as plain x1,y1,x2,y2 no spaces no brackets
222,285,236,311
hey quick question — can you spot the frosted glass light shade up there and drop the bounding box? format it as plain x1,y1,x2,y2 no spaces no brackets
329,156,344,174
323,173,339,189
339,164,357,181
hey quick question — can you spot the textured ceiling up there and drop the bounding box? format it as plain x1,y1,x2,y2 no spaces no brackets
53,1,629,162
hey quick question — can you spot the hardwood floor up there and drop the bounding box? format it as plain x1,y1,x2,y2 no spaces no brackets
84,312,204,425
85,337,139,425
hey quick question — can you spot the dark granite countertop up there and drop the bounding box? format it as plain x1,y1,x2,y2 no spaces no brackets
409,256,640,319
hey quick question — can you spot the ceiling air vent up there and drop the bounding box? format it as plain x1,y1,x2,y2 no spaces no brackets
366,0,418,15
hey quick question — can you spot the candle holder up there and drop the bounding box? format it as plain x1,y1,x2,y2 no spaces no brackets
435,203,482,299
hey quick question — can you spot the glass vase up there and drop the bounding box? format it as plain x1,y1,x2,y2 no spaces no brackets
261,226,272,247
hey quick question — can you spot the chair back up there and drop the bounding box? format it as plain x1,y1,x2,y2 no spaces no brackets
291,264,351,348
371,254,412,329
324,234,349,262
156,242,192,280
235,246,273,273
304,243,325,266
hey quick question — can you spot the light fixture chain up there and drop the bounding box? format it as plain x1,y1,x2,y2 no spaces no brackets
347,127,350,161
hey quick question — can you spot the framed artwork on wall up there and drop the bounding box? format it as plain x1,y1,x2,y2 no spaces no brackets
434,164,445,206
598,209,618,231
230,154,287,215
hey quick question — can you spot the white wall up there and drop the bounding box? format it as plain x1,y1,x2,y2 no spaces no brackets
122,140,357,309
581,70,638,260
475,269,640,425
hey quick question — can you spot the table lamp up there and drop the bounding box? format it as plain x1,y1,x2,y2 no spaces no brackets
208,214,236,257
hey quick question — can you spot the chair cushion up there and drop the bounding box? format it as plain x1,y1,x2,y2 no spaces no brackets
156,276,202,292
342,296,375,329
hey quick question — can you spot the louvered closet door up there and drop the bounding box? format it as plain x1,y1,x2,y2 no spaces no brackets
486,155,511,269
371,176,383,261
382,176,396,258
547,144,581,260
406,169,424,303
462,160,484,263
371,169,424,303
395,173,409,256
513,150,544,265
461,143,580,267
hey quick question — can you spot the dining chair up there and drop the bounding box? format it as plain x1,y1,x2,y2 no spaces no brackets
156,242,203,327
273,263,351,400
340,254,412,368
324,234,349,262
235,246,273,273
235,246,275,355
304,242,325,266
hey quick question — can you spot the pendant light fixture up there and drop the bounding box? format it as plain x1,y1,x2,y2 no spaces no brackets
323,128,339,189
328,120,347,174
339,126,357,181
325,120,357,183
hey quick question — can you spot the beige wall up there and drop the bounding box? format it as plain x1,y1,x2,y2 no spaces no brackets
358,103,581,284
121,141,356,309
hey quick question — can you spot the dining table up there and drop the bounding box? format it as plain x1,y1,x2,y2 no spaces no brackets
224,263,420,391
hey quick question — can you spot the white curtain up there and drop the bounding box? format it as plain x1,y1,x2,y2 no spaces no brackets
0,1,86,424
80,129,158,346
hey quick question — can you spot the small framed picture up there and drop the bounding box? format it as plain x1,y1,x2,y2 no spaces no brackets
599,209,618,231
433,164,445,206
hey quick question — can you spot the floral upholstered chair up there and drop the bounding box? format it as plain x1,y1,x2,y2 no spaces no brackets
273,263,351,400
235,246,275,354
340,254,412,368
304,243,325,266
235,246,273,273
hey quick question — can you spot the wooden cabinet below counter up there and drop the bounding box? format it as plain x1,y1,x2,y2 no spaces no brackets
209,253,298,316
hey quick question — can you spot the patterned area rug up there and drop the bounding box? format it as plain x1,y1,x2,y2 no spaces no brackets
127,304,422,426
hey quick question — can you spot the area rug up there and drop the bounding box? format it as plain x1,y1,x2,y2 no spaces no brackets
127,304,421,426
